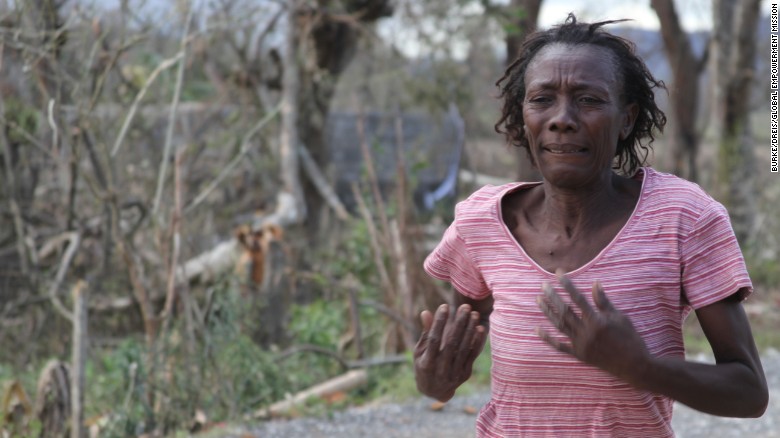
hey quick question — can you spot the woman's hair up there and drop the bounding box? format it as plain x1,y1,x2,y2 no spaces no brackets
494,13,667,175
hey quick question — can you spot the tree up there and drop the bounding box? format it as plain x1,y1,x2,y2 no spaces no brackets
711,0,761,244
504,0,543,63
482,0,543,181
651,0,707,182
293,1,393,233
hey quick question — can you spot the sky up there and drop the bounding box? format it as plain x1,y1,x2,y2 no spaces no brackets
373,0,740,59
79,0,719,30
536,0,713,31
75,0,773,60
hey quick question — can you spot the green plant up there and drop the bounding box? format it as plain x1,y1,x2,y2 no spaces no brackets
747,257,780,290
86,338,148,437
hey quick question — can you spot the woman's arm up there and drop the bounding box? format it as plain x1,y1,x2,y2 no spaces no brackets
632,291,767,417
454,292,494,329
538,274,768,418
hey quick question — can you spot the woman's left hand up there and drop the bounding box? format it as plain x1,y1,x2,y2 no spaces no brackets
537,270,650,382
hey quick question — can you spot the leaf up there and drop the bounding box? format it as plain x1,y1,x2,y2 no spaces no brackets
463,405,478,415
429,400,446,411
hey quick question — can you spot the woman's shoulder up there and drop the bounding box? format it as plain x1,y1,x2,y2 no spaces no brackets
642,167,720,210
455,182,530,216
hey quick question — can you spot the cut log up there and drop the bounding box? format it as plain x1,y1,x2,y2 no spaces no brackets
254,369,368,418
458,169,511,187
175,239,241,285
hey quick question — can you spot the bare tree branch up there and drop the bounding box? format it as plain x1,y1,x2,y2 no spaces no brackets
351,183,395,300
298,142,351,221
279,0,305,222
47,231,81,323
184,103,281,213
152,4,195,216
110,53,183,157
0,96,30,275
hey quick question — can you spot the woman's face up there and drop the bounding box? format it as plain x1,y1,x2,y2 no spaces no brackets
522,44,638,187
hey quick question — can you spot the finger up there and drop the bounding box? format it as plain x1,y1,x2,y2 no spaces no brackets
440,304,472,361
414,310,434,357
591,281,615,312
538,289,565,333
420,310,434,332
469,323,487,351
536,327,575,357
545,282,569,318
426,304,449,356
555,269,594,315
539,284,581,334
465,325,487,375
454,310,480,366
468,325,488,362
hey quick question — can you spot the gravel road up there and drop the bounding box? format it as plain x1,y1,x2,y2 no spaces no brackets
222,349,779,438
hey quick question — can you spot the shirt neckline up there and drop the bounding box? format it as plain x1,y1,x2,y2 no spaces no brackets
495,168,650,277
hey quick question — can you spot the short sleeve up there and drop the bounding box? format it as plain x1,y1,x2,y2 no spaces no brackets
681,202,753,309
423,221,490,300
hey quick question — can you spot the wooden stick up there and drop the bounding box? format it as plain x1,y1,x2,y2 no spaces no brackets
184,104,281,214
458,169,511,187
298,142,351,220
355,112,390,245
278,0,305,221
275,344,349,370
390,220,415,350
347,286,365,359
351,183,395,299
151,4,192,215
254,369,368,418
110,53,183,157
71,281,87,438
48,232,81,323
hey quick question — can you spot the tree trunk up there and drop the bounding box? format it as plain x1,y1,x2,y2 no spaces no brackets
713,0,761,245
651,0,702,181
293,1,393,234
503,0,543,182
505,0,543,63
281,0,305,223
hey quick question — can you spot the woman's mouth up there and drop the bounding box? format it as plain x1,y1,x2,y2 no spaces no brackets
543,145,588,154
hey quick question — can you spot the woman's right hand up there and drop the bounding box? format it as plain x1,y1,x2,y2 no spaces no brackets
414,303,488,402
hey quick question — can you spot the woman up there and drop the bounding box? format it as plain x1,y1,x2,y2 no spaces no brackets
414,14,768,437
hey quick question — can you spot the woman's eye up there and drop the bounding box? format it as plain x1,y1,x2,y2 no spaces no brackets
579,96,602,103
528,96,551,103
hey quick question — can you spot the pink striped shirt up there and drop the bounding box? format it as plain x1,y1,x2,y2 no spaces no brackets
424,167,753,437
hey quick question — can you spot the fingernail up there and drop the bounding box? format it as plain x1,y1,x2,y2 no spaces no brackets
555,268,565,278
438,304,448,312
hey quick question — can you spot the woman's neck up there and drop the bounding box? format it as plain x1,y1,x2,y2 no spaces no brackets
538,172,630,238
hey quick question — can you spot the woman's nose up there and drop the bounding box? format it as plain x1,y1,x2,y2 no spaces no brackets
547,100,578,132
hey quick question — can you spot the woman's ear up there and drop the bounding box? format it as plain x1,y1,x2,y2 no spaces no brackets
620,103,639,140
